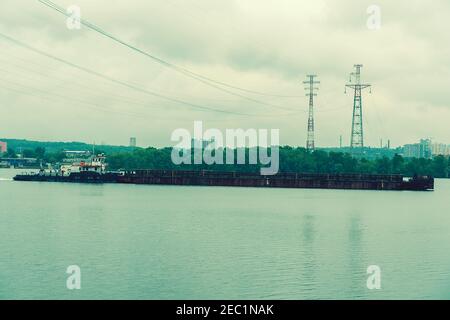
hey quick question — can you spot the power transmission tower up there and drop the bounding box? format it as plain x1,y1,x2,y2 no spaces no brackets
303,75,319,151
345,64,371,149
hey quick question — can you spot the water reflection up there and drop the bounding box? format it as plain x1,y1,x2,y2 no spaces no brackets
346,213,366,298
299,214,316,295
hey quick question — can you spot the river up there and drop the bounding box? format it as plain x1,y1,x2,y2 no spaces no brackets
0,168,449,299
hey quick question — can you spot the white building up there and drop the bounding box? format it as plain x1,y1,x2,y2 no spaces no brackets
402,139,432,158
431,143,450,156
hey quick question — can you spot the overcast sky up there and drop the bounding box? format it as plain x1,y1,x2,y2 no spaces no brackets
0,0,449,148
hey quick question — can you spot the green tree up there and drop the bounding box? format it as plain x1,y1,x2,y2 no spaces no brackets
22,149,36,158
432,155,449,178
6,148,17,158
34,147,46,159
392,154,405,173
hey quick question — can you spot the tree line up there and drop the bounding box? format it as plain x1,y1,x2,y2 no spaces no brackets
3,146,449,178
106,147,449,178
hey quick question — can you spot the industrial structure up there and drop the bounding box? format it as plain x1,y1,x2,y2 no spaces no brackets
303,75,319,151
345,65,371,149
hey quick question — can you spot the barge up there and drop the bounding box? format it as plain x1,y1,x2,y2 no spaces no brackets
115,170,434,191
13,162,434,191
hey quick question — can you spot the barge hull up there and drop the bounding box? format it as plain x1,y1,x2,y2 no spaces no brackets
117,170,434,191
13,170,434,191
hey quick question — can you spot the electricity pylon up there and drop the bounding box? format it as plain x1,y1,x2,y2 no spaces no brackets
303,75,319,151
345,64,371,149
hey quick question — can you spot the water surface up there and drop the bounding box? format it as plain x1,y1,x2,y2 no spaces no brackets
0,169,449,299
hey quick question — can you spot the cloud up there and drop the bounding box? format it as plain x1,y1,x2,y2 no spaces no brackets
0,0,448,148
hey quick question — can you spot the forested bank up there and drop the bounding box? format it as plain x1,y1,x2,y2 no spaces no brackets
3,145,449,178
107,147,449,178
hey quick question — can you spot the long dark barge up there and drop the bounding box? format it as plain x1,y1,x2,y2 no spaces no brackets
13,169,434,191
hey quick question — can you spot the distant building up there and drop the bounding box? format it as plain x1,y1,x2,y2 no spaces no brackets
402,139,432,159
431,143,450,156
129,137,137,147
0,141,6,153
403,144,420,158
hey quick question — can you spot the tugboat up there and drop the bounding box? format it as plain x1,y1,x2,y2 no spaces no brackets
13,154,120,183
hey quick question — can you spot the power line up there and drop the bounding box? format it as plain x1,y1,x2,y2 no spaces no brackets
0,35,341,122
0,63,170,114
0,47,246,106
0,79,242,122
0,31,252,116
0,77,149,118
38,0,302,107
0,55,227,113
0,62,301,121
0,38,301,122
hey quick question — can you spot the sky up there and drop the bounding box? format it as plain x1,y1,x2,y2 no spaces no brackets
0,0,449,148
